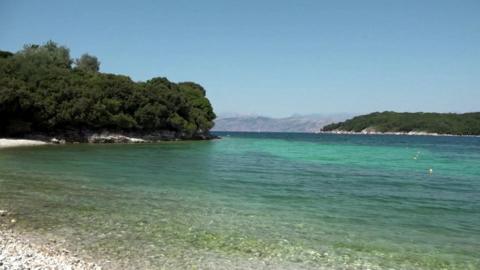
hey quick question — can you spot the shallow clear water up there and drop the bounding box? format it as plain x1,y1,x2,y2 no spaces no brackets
1,133,479,269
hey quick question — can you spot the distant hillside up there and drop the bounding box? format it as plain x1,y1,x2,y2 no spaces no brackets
322,111,480,135
212,114,350,133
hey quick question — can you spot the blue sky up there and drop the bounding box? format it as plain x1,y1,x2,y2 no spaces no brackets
1,0,479,117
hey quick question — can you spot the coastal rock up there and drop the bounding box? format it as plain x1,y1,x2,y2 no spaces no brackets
87,133,146,144
360,127,377,134
11,129,217,145
50,138,67,144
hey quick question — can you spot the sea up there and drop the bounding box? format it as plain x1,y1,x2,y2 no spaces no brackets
0,132,479,269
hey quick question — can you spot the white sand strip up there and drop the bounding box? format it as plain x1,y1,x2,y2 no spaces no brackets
0,139,47,149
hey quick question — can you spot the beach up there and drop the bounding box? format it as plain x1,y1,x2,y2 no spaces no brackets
0,224,100,270
0,139,47,149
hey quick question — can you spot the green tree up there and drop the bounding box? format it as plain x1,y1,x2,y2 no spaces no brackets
0,50,13,59
0,41,217,140
75,54,100,72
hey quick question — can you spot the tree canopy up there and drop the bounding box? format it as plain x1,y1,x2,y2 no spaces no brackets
322,111,480,135
75,54,100,72
0,41,216,138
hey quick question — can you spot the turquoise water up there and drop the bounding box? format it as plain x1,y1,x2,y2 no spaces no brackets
0,132,479,269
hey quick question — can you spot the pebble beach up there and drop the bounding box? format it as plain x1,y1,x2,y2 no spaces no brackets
0,225,101,270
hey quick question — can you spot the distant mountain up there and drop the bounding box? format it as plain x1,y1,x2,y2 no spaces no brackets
212,114,351,133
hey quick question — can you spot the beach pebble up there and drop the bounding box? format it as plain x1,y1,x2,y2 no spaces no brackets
0,229,102,270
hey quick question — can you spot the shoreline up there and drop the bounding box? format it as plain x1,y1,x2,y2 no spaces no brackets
0,131,219,149
319,130,480,138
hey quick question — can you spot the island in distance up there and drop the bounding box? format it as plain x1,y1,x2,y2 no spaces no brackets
212,113,351,133
214,111,480,136
322,111,480,136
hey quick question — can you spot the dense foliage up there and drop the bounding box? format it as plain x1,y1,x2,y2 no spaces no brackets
0,41,216,138
322,111,480,135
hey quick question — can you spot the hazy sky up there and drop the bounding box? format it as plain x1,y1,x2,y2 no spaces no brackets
1,0,479,117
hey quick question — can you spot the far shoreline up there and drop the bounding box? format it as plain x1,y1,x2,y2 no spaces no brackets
213,130,480,138
318,130,480,138
2,130,478,150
